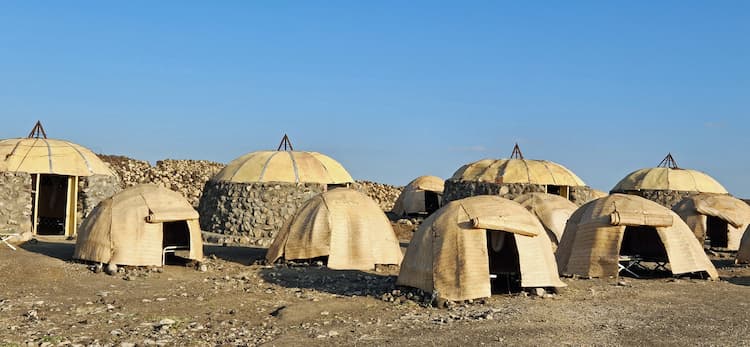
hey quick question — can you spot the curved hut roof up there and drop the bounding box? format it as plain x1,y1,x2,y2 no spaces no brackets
0,122,114,177
514,192,578,245
391,175,445,216
397,195,565,301
266,188,402,270
672,193,750,251
74,184,203,266
211,135,354,184
556,194,718,279
611,153,727,194
449,144,585,186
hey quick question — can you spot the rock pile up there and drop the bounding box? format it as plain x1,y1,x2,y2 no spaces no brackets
353,181,402,211
99,155,225,207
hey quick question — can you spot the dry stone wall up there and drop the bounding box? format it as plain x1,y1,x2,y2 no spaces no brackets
198,181,325,246
444,180,597,206
353,181,402,211
0,172,32,234
77,174,122,224
99,155,224,207
615,189,701,209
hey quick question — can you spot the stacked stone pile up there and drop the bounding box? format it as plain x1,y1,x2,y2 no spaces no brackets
99,155,225,207
354,180,403,211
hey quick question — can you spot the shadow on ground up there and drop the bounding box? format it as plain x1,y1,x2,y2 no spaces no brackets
260,265,396,297
20,239,74,261
204,244,267,266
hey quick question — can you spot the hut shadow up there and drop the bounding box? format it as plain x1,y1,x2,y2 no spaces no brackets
259,265,397,297
19,239,75,261
726,277,750,286
203,244,267,266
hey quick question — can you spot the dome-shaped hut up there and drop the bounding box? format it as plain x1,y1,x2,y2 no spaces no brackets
443,144,595,206
198,135,355,246
391,175,444,217
611,153,728,208
74,184,203,267
397,195,565,301
672,193,750,251
0,122,119,238
513,192,578,248
556,194,718,280
266,188,402,270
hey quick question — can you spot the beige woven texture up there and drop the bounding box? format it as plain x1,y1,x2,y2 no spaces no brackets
74,184,204,266
556,194,718,279
514,192,578,246
212,150,354,184
450,158,585,186
0,138,114,176
612,167,727,193
672,193,750,251
397,195,565,301
391,175,445,216
266,188,402,270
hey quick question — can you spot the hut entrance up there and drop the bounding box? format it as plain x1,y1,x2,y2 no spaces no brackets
162,221,191,264
487,230,521,293
31,174,78,236
546,185,570,200
619,226,669,276
706,216,729,248
424,191,440,214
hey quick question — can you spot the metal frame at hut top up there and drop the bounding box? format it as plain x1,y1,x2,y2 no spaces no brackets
657,153,680,169
510,143,524,159
28,120,47,139
277,134,294,151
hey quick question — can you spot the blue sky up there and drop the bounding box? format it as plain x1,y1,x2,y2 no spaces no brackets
1,2,748,194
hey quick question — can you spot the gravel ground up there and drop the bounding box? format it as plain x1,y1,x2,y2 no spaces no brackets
1,238,750,346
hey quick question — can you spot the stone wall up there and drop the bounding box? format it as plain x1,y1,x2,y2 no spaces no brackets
353,181,403,211
0,172,32,234
78,174,122,224
444,180,597,206
198,181,326,246
99,155,224,208
614,189,700,209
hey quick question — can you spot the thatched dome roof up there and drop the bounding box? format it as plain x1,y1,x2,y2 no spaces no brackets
450,158,585,186
449,144,585,186
0,122,114,177
611,153,727,194
213,150,354,184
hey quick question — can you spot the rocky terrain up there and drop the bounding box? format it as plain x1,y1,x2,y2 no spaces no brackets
2,240,750,346
98,155,403,211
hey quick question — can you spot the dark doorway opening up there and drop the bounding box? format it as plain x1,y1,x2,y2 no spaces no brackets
487,230,522,293
706,216,729,248
547,185,561,196
34,174,69,235
424,191,441,214
620,226,668,259
162,221,191,264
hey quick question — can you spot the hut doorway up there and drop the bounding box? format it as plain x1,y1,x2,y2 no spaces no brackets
424,191,441,214
31,174,78,236
619,225,668,272
705,216,729,248
546,185,570,200
162,221,191,264
487,230,521,293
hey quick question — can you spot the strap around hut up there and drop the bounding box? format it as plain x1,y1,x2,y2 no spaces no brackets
27,121,47,139
277,134,294,151
657,153,679,169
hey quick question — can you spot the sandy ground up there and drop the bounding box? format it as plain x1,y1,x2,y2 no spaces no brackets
2,236,750,346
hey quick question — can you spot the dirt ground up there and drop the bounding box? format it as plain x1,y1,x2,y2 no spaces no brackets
2,236,750,346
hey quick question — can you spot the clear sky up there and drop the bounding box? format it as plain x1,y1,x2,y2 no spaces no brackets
1,2,748,195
